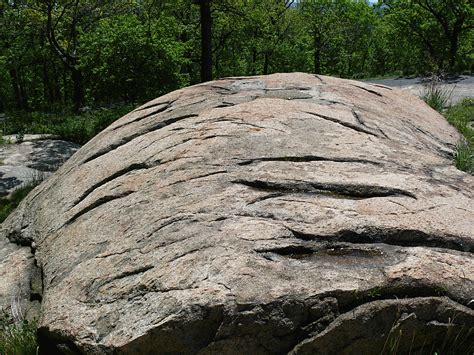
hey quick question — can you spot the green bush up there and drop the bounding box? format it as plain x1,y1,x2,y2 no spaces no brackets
422,76,453,112
53,106,133,144
2,105,134,145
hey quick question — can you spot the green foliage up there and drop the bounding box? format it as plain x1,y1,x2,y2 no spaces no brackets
0,317,38,355
444,98,474,174
422,76,453,112
1,0,472,113
0,182,40,223
381,0,473,74
2,105,133,145
53,106,134,144
0,0,472,141
454,141,473,173
80,14,187,104
0,308,38,355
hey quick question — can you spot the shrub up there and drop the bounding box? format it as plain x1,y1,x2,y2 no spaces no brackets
422,74,453,112
2,105,134,145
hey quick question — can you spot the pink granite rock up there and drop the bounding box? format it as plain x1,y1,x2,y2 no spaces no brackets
1,73,472,354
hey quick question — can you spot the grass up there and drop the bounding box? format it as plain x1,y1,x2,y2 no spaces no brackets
444,98,474,174
0,131,12,145
422,75,454,113
0,310,38,355
0,180,43,223
381,323,473,355
421,72,473,173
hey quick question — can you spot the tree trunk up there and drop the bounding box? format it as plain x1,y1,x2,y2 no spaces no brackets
263,53,270,75
71,66,85,112
251,49,257,75
9,67,27,110
42,61,54,106
51,61,61,104
313,32,322,75
448,32,459,72
199,0,212,82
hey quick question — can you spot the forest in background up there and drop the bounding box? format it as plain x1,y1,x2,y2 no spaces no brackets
0,0,473,114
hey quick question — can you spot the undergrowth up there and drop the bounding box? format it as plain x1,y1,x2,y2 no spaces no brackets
422,74,454,113
0,181,42,223
381,323,474,355
1,105,133,145
444,98,473,174
0,310,38,355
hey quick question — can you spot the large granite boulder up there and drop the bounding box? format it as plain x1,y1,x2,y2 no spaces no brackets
1,73,473,354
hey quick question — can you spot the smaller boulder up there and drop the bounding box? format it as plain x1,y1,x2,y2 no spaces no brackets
0,134,80,196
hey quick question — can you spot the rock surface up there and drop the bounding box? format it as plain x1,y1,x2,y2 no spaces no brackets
0,73,473,354
364,74,474,104
0,134,80,196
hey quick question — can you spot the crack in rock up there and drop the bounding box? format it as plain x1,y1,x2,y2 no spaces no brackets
135,99,178,112
302,111,381,138
70,162,157,209
82,114,199,164
65,190,135,225
287,227,471,252
233,179,416,200
237,155,382,166
351,109,365,126
112,102,172,131
350,84,383,97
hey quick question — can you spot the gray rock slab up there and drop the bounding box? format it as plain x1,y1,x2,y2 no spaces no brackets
0,73,473,354
0,136,80,196
362,75,474,104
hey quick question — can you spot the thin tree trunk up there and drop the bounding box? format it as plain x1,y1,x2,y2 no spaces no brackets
448,32,459,72
50,60,61,104
62,65,68,107
199,0,212,82
251,49,257,75
263,53,269,75
313,33,322,75
71,66,85,112
19,72,27,107
42,61,54,105
9,68,27,110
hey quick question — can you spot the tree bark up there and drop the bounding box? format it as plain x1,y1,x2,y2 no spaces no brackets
45,0,85,112
198,0,212,82
251,48,257,75
42,61,54,105
71,66,85,112
9,67,27,110
313,32,322,75
448,29,460,71
263,53,269,75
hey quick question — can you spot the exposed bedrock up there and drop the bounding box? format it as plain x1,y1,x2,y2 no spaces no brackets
1,73,473,354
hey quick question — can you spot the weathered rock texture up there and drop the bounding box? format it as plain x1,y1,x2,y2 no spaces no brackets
1,73,473,354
